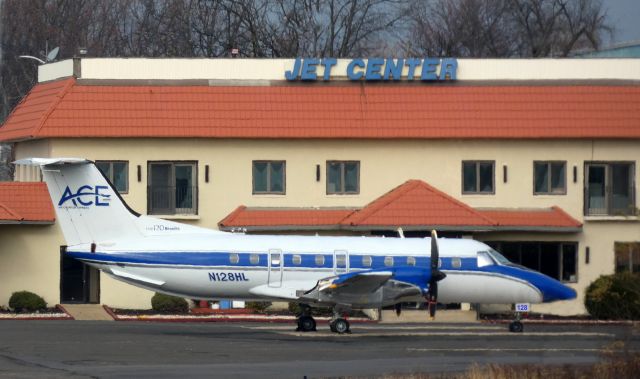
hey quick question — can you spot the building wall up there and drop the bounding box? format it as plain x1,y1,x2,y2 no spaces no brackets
9,137,640,314
0,224,62,307
38,58,640,82
0,223,154,310
29,138,639,226
13,139,50,182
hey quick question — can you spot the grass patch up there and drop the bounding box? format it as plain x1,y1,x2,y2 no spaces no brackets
340,346,639,379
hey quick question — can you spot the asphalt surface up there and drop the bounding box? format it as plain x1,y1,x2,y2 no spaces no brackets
0,320,637,378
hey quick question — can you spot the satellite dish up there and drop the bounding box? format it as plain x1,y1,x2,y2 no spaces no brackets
46,46,59,62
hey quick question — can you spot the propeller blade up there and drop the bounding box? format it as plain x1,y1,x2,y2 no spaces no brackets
430,230,439,271
394,303,402,317
428,282,438,319
427,230,446,320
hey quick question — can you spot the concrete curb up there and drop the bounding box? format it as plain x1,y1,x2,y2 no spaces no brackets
102,304,117,320
0,304,73,321
56,304,75,320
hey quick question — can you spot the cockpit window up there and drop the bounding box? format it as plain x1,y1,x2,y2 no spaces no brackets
488,248,511,265
477,251,494,267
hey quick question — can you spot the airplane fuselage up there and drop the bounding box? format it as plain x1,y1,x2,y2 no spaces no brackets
67,232,574,308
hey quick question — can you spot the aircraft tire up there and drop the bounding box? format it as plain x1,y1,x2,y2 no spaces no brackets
333,318,350,334
509,321,523,333
298,316,316,332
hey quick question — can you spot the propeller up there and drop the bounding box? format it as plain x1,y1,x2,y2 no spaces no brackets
394,303,402,316
427,230,447,319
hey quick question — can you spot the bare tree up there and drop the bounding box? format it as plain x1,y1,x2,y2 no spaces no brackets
407,0,611,57
511,0,611,57
265,0,406,57
405,0,515,57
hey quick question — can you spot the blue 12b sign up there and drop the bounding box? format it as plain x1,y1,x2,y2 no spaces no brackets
285,57,457,81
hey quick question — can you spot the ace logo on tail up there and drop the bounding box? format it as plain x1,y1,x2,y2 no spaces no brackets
58,185,111,207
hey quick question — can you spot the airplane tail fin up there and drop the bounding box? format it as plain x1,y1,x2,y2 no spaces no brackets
14,158,143,246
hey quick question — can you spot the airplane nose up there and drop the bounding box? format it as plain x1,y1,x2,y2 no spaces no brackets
536,274,577,302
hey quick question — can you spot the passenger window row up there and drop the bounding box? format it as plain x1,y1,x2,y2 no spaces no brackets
227,253,453,268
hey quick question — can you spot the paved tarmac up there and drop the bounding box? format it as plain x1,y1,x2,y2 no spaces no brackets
0,320,637,378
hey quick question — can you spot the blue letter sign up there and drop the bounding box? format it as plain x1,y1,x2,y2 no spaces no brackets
285,58,458,82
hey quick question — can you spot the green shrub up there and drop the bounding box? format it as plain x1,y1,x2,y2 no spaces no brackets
9,291,47,312
151,293,189,314
245,301,271,314
585,272,640,320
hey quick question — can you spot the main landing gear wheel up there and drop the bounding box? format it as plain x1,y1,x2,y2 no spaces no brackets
509,321,524,333
330,318,350,334
297,315,317,332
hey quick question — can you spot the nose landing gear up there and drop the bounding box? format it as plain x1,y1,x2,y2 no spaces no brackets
509,303,527,333
509,320,524,333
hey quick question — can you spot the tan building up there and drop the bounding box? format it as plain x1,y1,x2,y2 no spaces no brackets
0,58,639,315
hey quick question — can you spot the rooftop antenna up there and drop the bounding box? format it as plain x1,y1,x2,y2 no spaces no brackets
19,42,60,65
46,46,59,62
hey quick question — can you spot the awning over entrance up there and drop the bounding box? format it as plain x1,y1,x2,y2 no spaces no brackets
0,183,55,224
219,180,582,233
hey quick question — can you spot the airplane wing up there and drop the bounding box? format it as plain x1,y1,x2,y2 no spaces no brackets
300,268,428,308
316,270,394,294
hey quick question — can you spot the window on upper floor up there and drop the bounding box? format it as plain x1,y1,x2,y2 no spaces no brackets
534,161,566,195
585,162,635,216
147,161,197,215
253,161,285,194
96,161,128,193
462,161,494,194
327,161,360,195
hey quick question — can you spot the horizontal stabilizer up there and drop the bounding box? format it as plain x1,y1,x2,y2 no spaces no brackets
13,158,89,166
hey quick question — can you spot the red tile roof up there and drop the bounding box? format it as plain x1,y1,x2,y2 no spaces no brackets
479,206,582,228
341,180,495,228
2,78,640,141
219,180,582,232
220,206,354,229
0,182,55,223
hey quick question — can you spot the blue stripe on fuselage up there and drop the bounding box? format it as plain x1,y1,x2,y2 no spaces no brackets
67,250,576,302
68,251,466,270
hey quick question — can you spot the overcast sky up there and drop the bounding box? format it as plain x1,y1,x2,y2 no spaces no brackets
603,0,640,45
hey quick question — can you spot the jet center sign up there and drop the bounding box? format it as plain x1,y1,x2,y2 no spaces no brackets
285,57,457,81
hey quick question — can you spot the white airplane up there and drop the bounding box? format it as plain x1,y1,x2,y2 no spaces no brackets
17,158,576,333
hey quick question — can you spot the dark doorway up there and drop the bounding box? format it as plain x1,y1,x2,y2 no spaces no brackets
60,246,100,303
